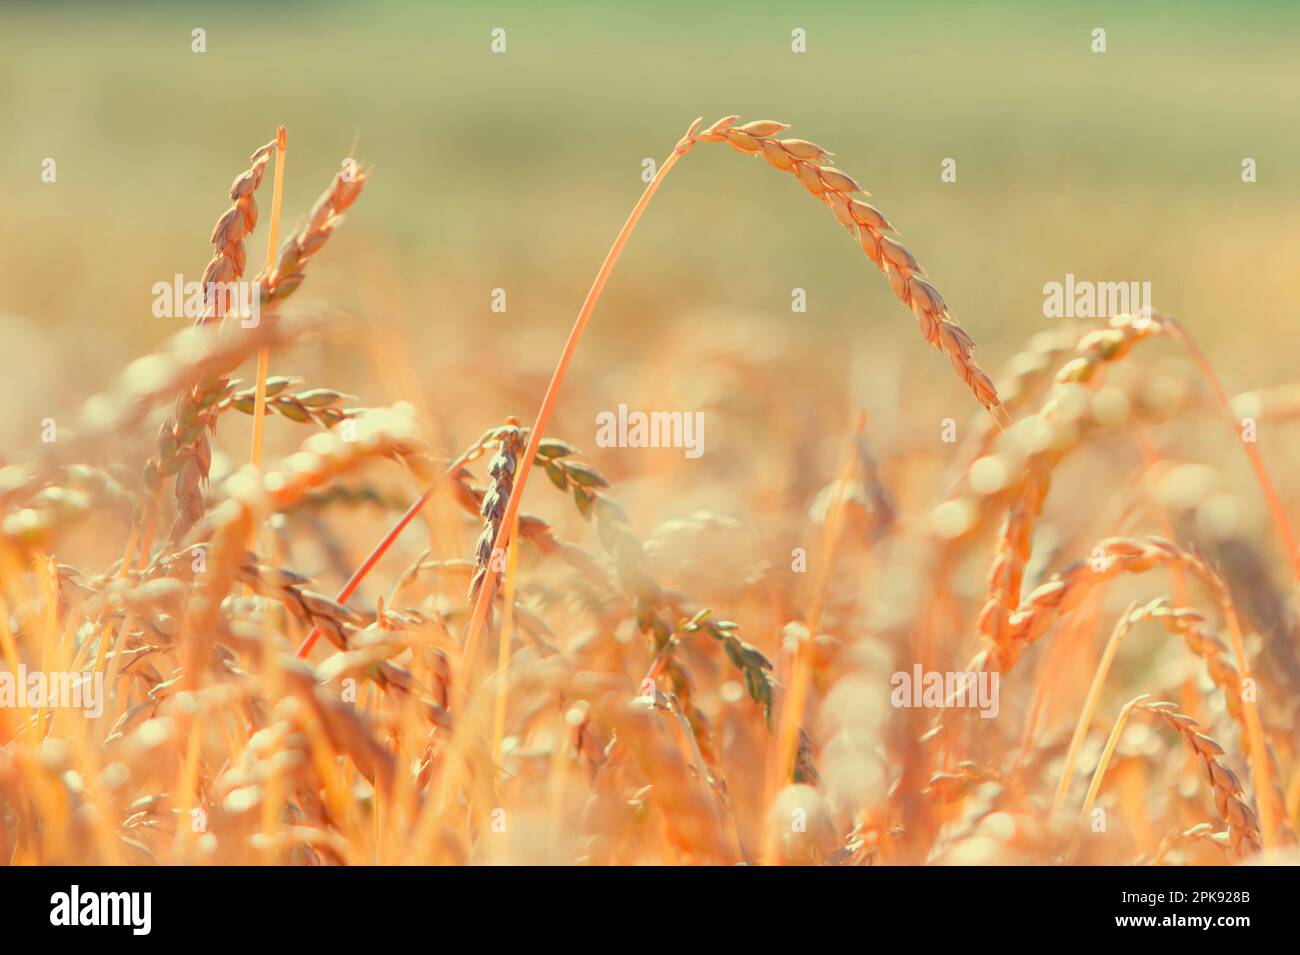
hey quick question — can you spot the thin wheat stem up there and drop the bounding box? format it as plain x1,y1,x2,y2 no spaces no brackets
761,411,864,864
249,126,288,475
1068,692,1149,865
454,132,695,702
239,127,287,632
1050,603,1137,818
1167,318,1300,581
491,511,520,765
1080,693,1149,822
247,128,287,584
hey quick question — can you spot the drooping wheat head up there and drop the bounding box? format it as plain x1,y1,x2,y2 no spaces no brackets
686,115,1006,422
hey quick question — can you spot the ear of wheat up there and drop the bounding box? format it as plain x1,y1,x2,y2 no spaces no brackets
156,154,368,543
1136,700,1262,857
467,420,525,623
151,136,278,542
976,314,1172,661
688,115,1006,422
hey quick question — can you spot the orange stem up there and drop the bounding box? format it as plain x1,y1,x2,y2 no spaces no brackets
250,126,287,474
243,128,286,597
453,139,694,705
1169,319,1300,581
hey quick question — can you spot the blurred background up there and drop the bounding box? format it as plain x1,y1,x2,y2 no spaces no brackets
2,0,1299,538
3,0,1300,867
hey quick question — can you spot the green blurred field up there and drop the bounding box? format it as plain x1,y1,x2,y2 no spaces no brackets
3,0,1299,448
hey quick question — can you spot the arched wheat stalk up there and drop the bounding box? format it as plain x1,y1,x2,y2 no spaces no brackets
338,115,1008,707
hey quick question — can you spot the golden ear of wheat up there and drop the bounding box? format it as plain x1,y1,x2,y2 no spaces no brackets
158,156,369,543
153,137,278,542
264,162,368,305
1002,536,1215,667
199,137,278,321
687,116,1006,422
1132,600,1291,837
1136,700,1262,857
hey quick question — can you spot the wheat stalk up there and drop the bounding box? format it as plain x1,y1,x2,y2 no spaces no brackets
248,126,288,476
158,154,367,543
153,136,277,542
263,160,367,307
976,314,1172,661
1165,319,1300,582
1049,603,1140,818
1135,700,1262,857
984,535,1217,672
1132,599,1290,839
341,114,1010,699
688,115,1005,421
1079,694,1260,859
200,137,279,321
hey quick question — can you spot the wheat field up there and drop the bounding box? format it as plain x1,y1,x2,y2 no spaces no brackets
1,2,1299,868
